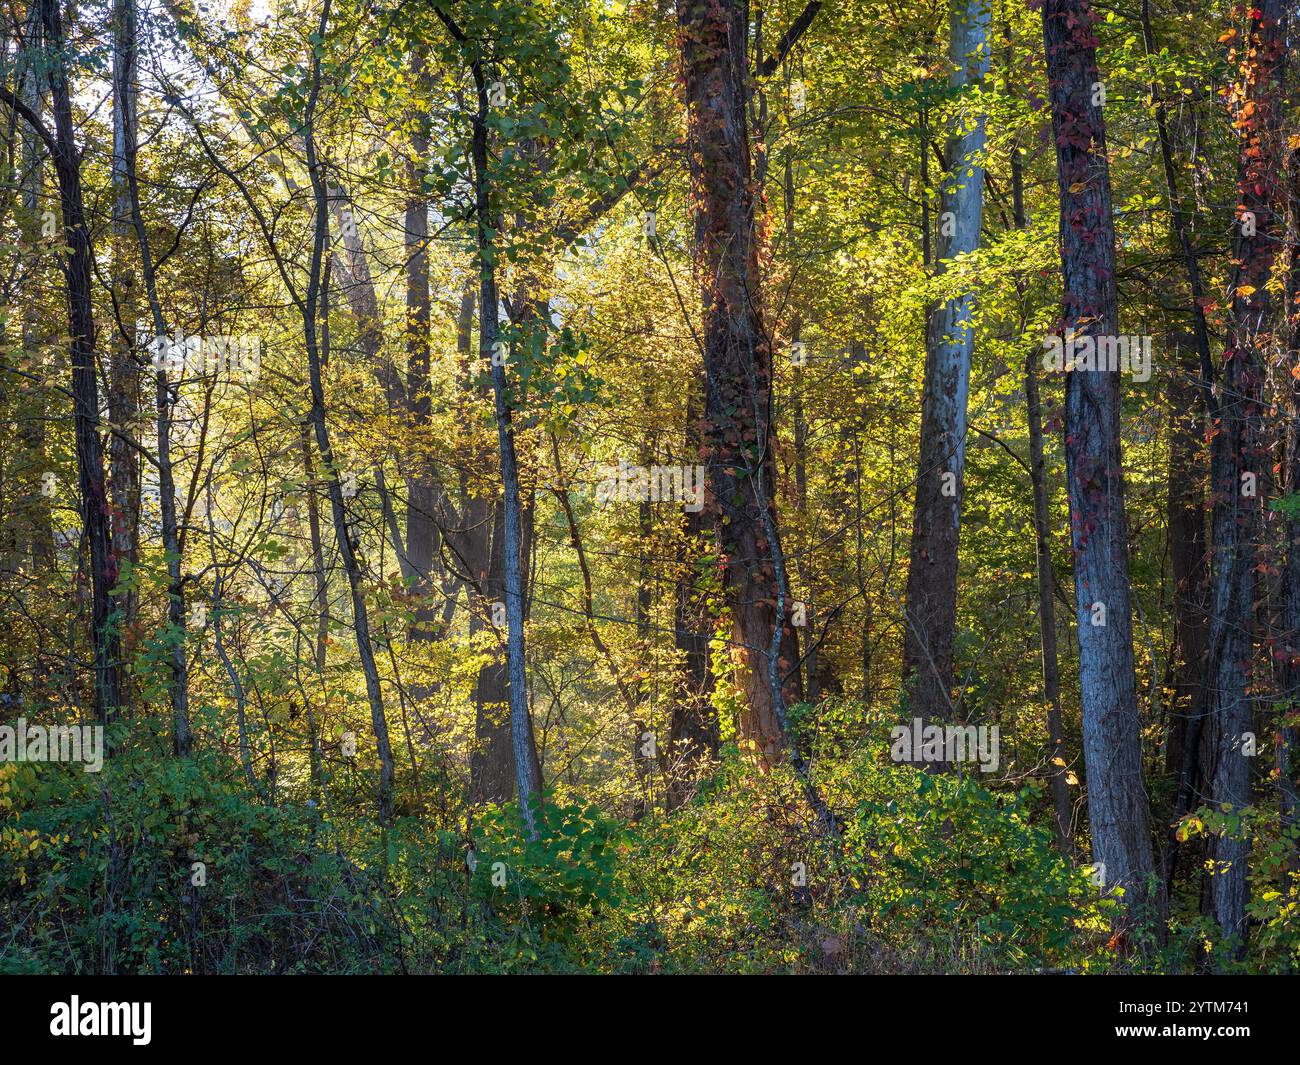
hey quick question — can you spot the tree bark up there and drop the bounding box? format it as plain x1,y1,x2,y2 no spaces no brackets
14,6,54,572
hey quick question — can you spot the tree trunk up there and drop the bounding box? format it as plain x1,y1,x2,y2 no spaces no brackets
109,0,141,651
678,0,802,763
1011,90,1072,851
667,376,718,806
31,0,125,725
1278,139,1300,857
403,47,439,661
1204,0,1287,959
300,425,328,799
300,2,395,823
469,55,542,835
785,151,817,703
115,0,190,756
14,7,54,572
901,0,990,735
1164,335,1209,785
1041,0,1157,923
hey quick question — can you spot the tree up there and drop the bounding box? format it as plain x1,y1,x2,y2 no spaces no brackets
1203,0,1288,959
114,0,192,756
677,0,802,761
3,0,125,726
901,0,990,737
1040,0,1157,924
109,0,143,652
433,2,544,834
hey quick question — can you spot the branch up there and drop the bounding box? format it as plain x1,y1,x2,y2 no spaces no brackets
430,3,468,43
555,145,680,246
758,1,823,77
0,84,56,157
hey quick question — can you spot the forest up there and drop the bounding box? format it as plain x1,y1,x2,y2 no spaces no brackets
0,0,1298,977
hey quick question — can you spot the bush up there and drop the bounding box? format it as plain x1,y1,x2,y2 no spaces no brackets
0,749,395,974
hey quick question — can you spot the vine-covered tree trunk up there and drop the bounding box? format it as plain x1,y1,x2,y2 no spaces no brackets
1041,0,1156,923
1204,0,1287,959
1279,139,1300,856
678,0,801,762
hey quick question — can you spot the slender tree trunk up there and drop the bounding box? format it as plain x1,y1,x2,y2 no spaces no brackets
1164,334,1209,785
300,425,329,677
206,499,256,794
404,47,438,662
109,0,141,651
667,376,718,806
1010,96,1072,850
1041,0,1157,925
115,0,190,755
469,55,542,835
300,426,328,799
901,0,989,734
1026,350,1072,849
15,7,53,572
300,0,395,823
785,151,817,702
